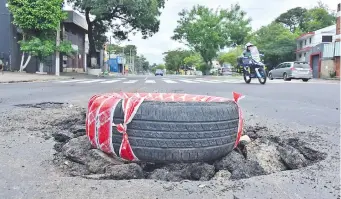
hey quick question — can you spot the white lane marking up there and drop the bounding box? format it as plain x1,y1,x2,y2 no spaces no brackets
59,79,87,83
145,80,156,83
117,78,126,80
123,80,138,84
178,79,199,83
77,79,105,84
163,79,178,84
222,79,244,83
144,77,148,80
196,79,222,83
100,80,122,84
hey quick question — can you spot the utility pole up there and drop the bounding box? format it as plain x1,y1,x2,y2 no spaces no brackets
55,22,60,76
109,36,111,59
132,50,135,73
122,47,125,74
129,48,132,73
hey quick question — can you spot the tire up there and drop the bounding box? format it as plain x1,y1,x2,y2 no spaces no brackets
269,73,273,80
243,68,251,84
302,78,309,82
112,101,239,163
283,73,291,81
257,68,267,85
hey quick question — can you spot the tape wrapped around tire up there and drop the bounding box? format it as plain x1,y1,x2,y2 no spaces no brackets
112,101,239,163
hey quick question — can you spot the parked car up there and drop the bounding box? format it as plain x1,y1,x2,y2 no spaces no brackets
221,66,233,76
268,61,312,82
155,69,164,76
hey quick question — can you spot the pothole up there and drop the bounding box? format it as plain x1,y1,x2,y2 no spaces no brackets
15,102,68,109
52,115,327,182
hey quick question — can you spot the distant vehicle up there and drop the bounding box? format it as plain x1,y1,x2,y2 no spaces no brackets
221,65,232,76
268,61,312,82
155,69,164,76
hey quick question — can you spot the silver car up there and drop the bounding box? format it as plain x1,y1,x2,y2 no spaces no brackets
268,61,313,82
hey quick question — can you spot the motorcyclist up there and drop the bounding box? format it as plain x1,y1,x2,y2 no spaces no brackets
242,42,254,58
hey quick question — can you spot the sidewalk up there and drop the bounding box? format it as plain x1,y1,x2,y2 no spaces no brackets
0,72,73,83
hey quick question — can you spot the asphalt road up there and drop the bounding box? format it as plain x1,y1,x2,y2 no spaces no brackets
0,75,340,199
0,75,339,128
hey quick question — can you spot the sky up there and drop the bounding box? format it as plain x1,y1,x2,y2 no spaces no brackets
66,0,339,64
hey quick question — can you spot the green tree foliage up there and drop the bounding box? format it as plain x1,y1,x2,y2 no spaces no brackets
151,63,165,73
20,38,75,61
8,0,66,32
275,1,335,33
172,4,251,69
108,44,137,56
252,22,300,68
275,7,307,33
134,55,150,72
183,53,203,69
302,4,336,32
163,49,193,72
8,0,74,70
217,46,243,67
68,0,166,57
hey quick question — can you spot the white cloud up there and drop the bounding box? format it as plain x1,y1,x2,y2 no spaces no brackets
107,0,340,64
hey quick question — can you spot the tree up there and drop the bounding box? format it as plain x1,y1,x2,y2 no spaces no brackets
217,46,243,67
275,2,336,33
133,55,149,72
139,55,150,71
183,53,203,69
151,63,165,73
172,4,251,70
8,0,74,71
302,5,336,32
251,22,299,68
163,49,192,72
275,7,308,33
68,0,166,65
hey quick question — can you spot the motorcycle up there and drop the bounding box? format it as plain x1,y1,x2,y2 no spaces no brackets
237,46,267,85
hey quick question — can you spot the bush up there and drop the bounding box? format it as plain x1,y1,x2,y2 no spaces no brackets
329,70,336,78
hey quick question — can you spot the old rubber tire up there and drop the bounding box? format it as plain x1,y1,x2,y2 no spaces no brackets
112,101,239,163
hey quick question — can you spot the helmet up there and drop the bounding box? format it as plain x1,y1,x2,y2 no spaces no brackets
245,42,253,49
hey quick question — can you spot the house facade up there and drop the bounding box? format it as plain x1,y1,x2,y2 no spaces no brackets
296,25,336,62
0,0,88,74
319,3,340,78
295,3,340,78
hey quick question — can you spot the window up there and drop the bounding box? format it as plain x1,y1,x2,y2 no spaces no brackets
299,53,302,58
304,52,306,57
309,38,312,44
294,63,310,68
285,63,291,68
276,64,283,69
322,36,333,42
304,40,307,45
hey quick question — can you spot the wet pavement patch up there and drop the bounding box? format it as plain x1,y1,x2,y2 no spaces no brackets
52,115,327,182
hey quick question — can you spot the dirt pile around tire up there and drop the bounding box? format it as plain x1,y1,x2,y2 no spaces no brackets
52,116,327,182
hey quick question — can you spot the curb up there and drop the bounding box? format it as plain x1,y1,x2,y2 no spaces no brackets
0,77,74,84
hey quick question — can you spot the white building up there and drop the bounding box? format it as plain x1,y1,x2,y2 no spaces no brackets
296,25,336,62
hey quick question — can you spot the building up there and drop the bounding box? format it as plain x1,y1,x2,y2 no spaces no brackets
0,0,20,71
296,25,336,62
319,3,340,78
0,0,88,74
296,3,340,78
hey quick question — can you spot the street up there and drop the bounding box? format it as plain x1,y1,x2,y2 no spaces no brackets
0,76,340,199
1,76,339,128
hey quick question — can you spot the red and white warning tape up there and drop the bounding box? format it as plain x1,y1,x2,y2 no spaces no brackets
86,92,244,161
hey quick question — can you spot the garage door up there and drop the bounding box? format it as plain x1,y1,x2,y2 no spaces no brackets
311,55,319,78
